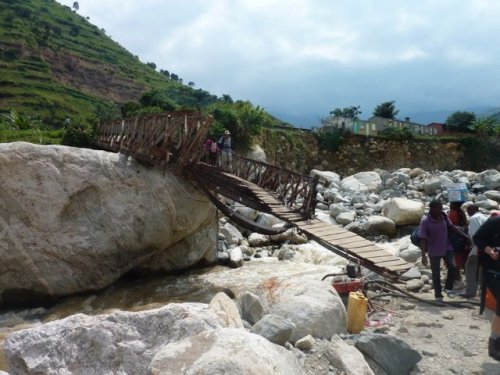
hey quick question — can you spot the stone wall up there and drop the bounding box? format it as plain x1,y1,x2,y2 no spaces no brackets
258,130,498,176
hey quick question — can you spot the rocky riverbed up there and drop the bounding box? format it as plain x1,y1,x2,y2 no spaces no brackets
1,143,500,374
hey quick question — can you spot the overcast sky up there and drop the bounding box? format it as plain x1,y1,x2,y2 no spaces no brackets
59,0,500,126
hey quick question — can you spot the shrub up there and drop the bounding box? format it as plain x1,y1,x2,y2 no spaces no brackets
316,129,345,152
61,116,96,147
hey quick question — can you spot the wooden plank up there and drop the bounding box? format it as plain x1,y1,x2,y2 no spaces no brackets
385,264,412,271
330,237,373,247
364,255,396,262
315,232,358,242
374,259,408,267
295,220,330,227
305,226,348,237
347,246,386,254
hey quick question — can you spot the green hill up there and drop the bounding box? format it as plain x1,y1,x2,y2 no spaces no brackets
0,0,220,126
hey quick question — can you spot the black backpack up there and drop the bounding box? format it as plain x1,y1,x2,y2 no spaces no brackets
410,227,421,248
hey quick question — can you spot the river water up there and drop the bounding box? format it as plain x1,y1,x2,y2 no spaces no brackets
0,240,363,371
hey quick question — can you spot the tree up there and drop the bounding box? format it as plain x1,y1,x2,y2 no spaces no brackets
470,117,498,137
170,73,179,81
72,2,79,11
188,81,195,87
160,69,170,78
146,62,157,70
222,94,233,103
329,105,361,119
373,100,399,119
139,90,176,111
445,111,476,132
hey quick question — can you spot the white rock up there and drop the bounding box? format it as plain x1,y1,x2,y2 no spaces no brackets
0,143,216,303
340,172,383,193
310,170,341,187
220,223,243,247
479,169,500,190
422,178,442,194
365,216,396,236
294,335,316,351
238,291,265,325
408,168,425,178
484,190,500,202
255,278,346,342
149,328,305,375
270,228,308,244
209,292,244,328
248,232,271,247
400,267,422,281
234,206,259,221
475,199,499,210
4,303,223,375
246,144,267,162
329,203,350,218
250,314,296,345
256,213,284,227
336,211,356,225
229,247,244,268
326,335,375,375
406,279,424,291
382,198,424,225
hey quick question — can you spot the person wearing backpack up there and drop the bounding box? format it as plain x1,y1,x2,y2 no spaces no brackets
218,130,233,172
419,200,461,301
473,215,500,360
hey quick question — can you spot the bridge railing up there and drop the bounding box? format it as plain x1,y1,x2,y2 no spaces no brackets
95,111,212,171
232,154,319,218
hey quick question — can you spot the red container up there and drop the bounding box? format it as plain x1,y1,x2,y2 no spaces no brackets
486,288,497,312
332,279,364,295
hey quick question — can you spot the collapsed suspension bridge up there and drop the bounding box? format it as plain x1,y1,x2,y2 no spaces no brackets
96,111,411,279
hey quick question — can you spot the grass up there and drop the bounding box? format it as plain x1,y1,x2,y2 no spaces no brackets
0,129,63,144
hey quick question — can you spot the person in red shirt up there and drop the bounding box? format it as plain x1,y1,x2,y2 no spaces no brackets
448,201,468,280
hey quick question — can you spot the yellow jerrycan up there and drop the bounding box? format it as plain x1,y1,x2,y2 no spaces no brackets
346,291,368,334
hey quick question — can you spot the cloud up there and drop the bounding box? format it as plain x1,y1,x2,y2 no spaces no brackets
57,0,500,125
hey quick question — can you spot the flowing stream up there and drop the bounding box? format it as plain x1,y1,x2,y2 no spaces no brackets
0,240,401,371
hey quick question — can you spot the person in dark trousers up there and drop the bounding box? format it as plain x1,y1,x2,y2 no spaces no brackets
473,216,500,360
419,200,469,301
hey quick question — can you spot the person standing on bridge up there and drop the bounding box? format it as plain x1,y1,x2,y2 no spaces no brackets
218,130,233,172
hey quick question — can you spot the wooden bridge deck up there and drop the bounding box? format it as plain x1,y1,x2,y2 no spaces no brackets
96,111,411,279
191,162,410,279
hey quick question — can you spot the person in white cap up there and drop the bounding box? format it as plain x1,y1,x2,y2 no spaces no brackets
218,130,233,171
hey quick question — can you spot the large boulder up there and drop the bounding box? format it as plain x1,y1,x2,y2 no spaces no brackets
4,303,224,375
479,169,500,190
354,334,422,375
246,144,267,163
326,335,375,375
365,216,396,237
255,277,346,342
148,328,305,375
310,169,341,187
382,198,424,225
484,190,500,202
208,292,244,328
0,143,216,305
340,172,382,193
220,223,243,247
250,314,296,345
422,177,442,195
